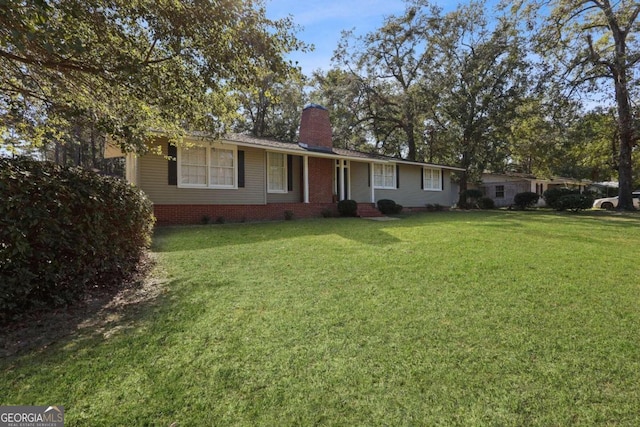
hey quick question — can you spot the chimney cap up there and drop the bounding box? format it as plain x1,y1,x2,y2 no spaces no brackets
303,103,327,111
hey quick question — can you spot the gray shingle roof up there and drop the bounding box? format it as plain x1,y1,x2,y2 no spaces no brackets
217,133,463,171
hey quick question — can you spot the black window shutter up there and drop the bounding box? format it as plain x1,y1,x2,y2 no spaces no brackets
287,155,293,192
396,164,400,188
368,164,371,187
238,150,245,188
168,143,177,186
420,168,424,189
441,170,444,189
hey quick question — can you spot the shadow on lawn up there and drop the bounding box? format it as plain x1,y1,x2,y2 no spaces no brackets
152,217,404,252
0,255,171,359
151,209,640,253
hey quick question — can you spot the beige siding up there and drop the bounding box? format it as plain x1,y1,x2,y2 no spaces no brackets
267,155,303,203
375,166,454,206
139,141,266,205
350,161,372,203
349,162,457,207
137,138,459,207
481,182,529,207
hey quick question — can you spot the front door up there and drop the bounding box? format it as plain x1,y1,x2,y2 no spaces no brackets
335,159,350,200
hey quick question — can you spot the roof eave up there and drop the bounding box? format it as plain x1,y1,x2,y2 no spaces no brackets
174,132,463,169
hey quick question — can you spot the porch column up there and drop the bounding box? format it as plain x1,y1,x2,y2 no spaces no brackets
303,155,309,203
370,162,375,203
339,159,345,201
126,153,138,186
346,160,351,200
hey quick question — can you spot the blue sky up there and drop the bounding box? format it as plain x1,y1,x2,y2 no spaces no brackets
265,0,492,77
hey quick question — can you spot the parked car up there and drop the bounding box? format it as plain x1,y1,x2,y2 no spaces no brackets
592,191,640,210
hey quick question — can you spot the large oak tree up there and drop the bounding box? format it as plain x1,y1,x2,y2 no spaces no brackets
0,0,306,154
328,1,442,161
427,2,530,204
517,0,640,209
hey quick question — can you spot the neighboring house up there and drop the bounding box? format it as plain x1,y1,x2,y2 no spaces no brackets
477,172,591,207
109,104,463,225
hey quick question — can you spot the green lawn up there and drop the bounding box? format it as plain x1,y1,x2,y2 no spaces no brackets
3,211,640,425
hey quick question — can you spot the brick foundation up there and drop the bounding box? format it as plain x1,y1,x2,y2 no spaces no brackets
154,203,339,225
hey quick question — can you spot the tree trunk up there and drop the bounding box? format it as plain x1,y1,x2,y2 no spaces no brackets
613,70,636,211
457,170,469,207
457,149,470,206
406,122,416,161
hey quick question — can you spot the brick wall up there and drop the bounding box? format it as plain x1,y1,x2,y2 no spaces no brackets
308,157,334,203
154,203,338,225
298,105,332,149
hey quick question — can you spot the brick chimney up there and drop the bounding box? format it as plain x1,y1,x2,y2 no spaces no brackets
298,104,333,150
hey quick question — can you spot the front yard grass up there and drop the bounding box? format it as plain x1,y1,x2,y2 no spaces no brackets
2,210,640,425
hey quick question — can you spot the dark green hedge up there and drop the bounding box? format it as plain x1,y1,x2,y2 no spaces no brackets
556,194,594,212
337,199,358,217
543,187,577,210
477,197,496,210
513,191,540,210
0,157,155,322
377,199,403,215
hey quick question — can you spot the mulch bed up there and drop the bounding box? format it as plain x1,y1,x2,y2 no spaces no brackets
1,253,163,358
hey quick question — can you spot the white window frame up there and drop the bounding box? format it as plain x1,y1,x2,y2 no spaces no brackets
177,143,238,189
178,145,208,188
374,163,396,189
423,167,442,191
267,151,288,193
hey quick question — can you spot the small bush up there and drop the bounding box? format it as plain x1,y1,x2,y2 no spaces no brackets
377,199,402,215
556,194,594,212
459,189,484,209
543,187,578,210
321,208,334,218
477,197,496,210
461,189,483,201
201,214,212,224
426,203,445,212
337,199,358,217
0,157,155,323
513,192,540,210
284,210,294,221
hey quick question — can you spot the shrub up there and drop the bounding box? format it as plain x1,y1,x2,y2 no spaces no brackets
426,203,445,212
0,157,155,323
543,187,578,210
321,208,334,218
477,197,496,210
462,188,483,201
284,210,294,221
556,194,594,212
337,199,358,217
513,192,540,210
459,189,483,209
377,199,402,214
